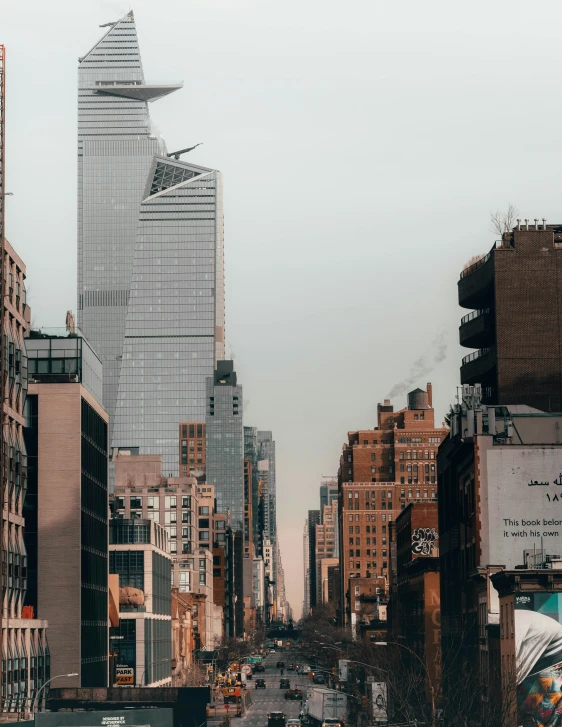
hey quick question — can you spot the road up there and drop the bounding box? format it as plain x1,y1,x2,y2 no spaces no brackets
241,651,309,727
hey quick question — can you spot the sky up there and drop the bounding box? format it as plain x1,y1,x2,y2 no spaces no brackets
3,0,562,618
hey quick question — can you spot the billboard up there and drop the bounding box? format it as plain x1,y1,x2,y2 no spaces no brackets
484,447,562,569
36,709,174,727
515,593,562,726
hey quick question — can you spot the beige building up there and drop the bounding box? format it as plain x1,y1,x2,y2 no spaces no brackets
315,501,338,605
26,326,109,688
113,453,220,649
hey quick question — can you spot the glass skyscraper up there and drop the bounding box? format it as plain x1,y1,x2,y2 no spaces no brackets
77,12,224,475
206,361,244,530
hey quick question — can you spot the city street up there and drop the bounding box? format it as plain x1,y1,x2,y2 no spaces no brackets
242,652,308,727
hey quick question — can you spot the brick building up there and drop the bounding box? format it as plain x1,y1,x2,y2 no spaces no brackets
459,221,562,410
179,422,206,477
338,383,447,625
392,502,440,700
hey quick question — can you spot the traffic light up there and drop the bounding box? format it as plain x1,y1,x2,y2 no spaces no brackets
209,665,214,673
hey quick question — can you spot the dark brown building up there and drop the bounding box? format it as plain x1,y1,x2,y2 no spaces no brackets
393,503,440,701
179,422,206,476
459,221,562,410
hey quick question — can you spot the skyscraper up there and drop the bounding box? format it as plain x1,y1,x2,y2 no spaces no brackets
77,12,224,474
206,361,244,530
257,431,276,542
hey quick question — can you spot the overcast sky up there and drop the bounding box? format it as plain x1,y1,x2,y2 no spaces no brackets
3,0,561,618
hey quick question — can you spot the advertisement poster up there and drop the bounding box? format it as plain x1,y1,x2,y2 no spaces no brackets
515,593,562,726
485,449,562,569
371,682,388,724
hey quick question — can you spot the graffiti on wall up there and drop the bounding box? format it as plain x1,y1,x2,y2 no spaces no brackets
412,527,438,555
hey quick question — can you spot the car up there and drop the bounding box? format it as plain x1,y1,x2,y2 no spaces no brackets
255,678,266,689
277,661,286,669
302,665,311,673
254,663,266,673
268,712,286,727
269,648,276,654
280,678,290,689
312,674,326,684
286,720,301,727
286,664,295,671
284,689,303,701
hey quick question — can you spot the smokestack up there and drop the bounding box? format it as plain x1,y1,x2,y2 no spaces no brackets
534,218,538,230
427,382,433,408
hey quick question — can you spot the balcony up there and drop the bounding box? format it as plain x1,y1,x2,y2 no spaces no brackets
458,249,494,309
459,308,495,349
460,346,497,387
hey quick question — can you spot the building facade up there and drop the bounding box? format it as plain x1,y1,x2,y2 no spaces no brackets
109,519,172,687
459,221,562,410
25,329,109,688
2,241,49,712
78,12,224,475
338,384,447,624
206,361,244,530
179,423,206,478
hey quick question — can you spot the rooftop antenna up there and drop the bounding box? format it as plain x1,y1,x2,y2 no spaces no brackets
167,143,203,160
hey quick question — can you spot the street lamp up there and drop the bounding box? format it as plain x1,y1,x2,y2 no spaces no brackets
374,641,435,724
33,673,78,713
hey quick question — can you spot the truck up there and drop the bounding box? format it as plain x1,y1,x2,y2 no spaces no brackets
304,688,347,727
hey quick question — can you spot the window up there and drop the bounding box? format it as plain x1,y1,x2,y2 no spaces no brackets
355,585,360,596
363,440,368,445
199,506,209,515
355,549,360,557
348,468,352,475
165,511,177,524
399,451,404,460
366,537,371,545
407,451,412,460
355,601,361,610
165,496,176,509
182,511,191,523
413,451,417,460
199,573,206,585
199,558,206,570
116,497,124,510
432,490,437,499
366,549,370,556
182,527,191,538
355,515,360,521
416,489,420,498
348,515,353,522
130,496,142,509
371,453,376,461
170,542,177,554
366,525,370,533
349,526,354,534
355,538,360,545
371,466,376,473
424,489,428,498
200,531,210,541
400,489,405,497
349,550,354,557
147,496,156,510
182,496,191,508
349,538,354,545
348,454,352,462
355,526,360,533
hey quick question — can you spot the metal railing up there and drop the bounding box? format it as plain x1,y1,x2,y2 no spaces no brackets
460,308,490,325
461,347,493,366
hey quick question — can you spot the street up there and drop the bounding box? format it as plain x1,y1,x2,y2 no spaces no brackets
241,652,308,727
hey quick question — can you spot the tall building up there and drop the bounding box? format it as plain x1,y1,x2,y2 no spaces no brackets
206,361,244,530
257,432,276,543
315,501,338,604
303,520,310,617
25,328,109,687
109,519,172,687
320,479,338,512
77,12,224,474
459,221,562,410
307,510,321,610
337,383,447,625
1,241,49,712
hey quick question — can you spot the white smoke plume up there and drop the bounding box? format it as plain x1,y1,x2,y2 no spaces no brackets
386,331,448,400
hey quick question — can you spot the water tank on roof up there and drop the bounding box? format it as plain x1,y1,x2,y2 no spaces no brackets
408,389,429,410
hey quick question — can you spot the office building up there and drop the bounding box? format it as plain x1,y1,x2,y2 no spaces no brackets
2,240,49,712
25,328,108,687
303,520,310,617
109,519,172,687
78,11,225,474
337,383,447,624
206,361,244,530
315,501,338,604
113,454,222,648
320,479,338,512
459,221,562,410
244,427,261,553
257,431,276,543
179,423,206,478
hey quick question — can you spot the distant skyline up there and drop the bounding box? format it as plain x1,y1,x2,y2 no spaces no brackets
4,0,561,616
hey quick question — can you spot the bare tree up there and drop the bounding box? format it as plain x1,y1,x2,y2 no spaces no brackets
490,204,519,236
